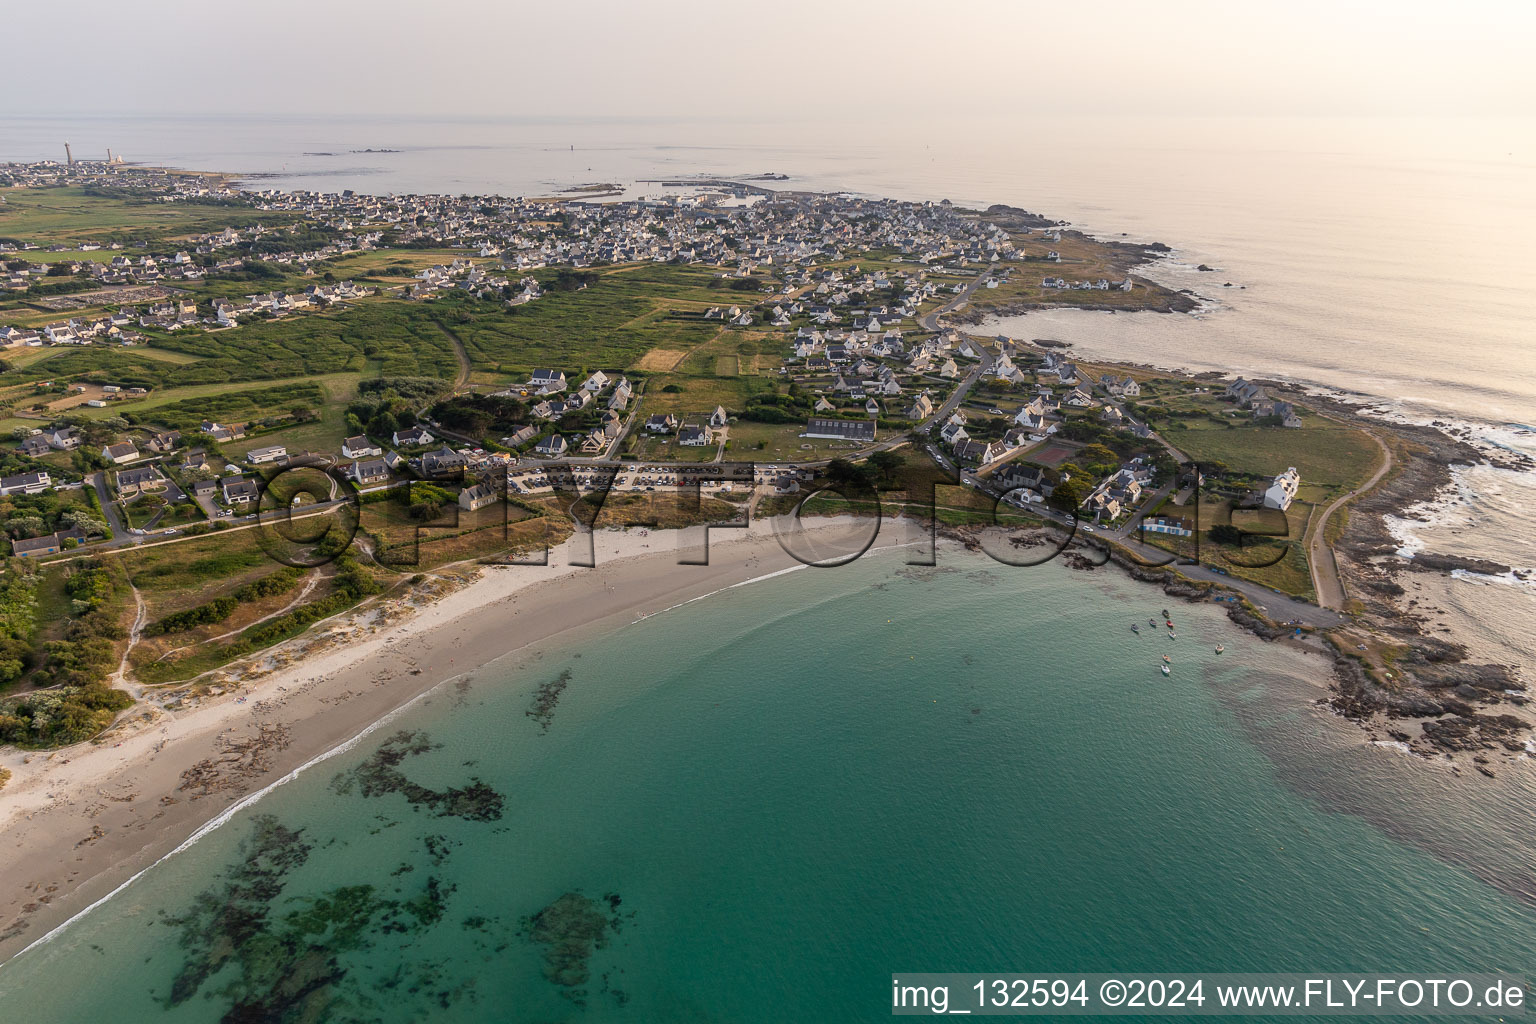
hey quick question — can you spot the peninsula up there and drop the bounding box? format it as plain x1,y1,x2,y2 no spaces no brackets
0,157,1527,959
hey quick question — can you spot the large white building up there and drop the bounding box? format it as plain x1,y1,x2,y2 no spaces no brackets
1263,467,1300,511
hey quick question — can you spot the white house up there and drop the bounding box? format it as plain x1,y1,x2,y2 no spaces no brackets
528,369,567,393
0,471,50,496
246,445,287,465
580,370,610,393
102,441,139,464
393,425,434,447
1263,467,1300,511
342,435,382,459
535,433,568,457
1141,516,1194,538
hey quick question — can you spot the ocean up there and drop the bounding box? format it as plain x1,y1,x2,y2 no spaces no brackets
2,550,1534,1021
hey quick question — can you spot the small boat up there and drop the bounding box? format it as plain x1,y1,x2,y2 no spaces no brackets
1165,620,1174,627
1131,624,1140,634
1168,631,1178,640
1215,644,1225,654
1162,654,1171,663
1161,608,1170,619
1160,664,1171,676
1149,617,1158,627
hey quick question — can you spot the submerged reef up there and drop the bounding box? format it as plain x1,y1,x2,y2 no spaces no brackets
526,668,573,734
331,729,505,821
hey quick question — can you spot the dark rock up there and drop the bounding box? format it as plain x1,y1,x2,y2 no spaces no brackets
1410,552,1512,575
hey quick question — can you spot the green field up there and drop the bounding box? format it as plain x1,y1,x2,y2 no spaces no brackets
1140,497,1317,600
449,264,755,373
0,185,298,244
1163,421,1380,492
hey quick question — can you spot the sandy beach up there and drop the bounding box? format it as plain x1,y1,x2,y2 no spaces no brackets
0,515,903,965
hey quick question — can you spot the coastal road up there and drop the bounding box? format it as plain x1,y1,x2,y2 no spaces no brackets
1113,529,1344,630
1307,428,1393,611
917,271,986,332
963,470,1344,630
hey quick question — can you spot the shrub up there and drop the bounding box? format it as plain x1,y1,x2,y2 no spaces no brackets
0,685,133,748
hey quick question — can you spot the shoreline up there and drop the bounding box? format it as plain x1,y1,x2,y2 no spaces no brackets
929,319,1536,766
4,500,1499,969
0,516,902,965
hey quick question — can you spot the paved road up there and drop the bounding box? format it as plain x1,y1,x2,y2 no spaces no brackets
966,471,1344,630
1110,482,1175,538
89,471,136,549
1308,428,1393,611
917,272,986,332
1113,529,1343,629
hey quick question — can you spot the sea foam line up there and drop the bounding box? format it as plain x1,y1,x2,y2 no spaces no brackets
2,668,452,969
627,536,918,624
632,562,810,623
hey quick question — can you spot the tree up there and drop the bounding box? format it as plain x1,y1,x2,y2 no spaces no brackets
367,410,400,437
60,510,107,536
5,515,44,539
824,458,869,489
866,450,904,485
1209,523,1244,545
1048,478,1090,515
1081,443,1116,465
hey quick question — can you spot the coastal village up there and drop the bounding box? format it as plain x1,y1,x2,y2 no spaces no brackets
2,154,1518,785
0,158,1306,554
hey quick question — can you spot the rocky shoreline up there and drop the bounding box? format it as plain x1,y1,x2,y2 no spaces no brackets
950,228,1202,322
917,206,1530,770
951,290,1201,322
1280,394,1532,765
936,396,1534,771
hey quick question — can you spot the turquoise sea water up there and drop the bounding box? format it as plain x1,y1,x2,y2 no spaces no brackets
2,550,1534,1022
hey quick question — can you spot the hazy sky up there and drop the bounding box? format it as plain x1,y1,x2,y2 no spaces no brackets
6,0,1533,119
